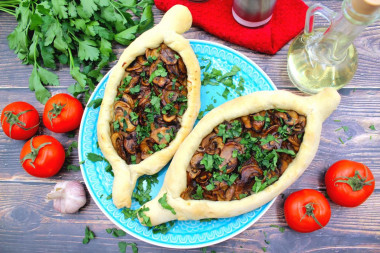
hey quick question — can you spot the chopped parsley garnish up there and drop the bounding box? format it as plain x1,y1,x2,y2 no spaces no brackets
335,126,349,132
118,242,138,253
369,125,376,130
222,87,229,99
205,183,215,191
87,98,103,109
200,218,218,222
158,193,176,215
129,84,141,95
150,221,175,234
65,141,78,157
275,148,296,156
67,165,80,171
136,125,151,144
121,207,138,221
205,104,215,112
82,226,95,244
179,104,187,116
132,174,159,205
162,103,177,116
149,63,167,83
150,95,161,114
86,153,114,177
217,120,242,142
129,112,139,123
192,184,204,200
130,155,137,164
212,172,239,186
254,115,265,121
252,175,278,193
138,206,152,227
260,134,279,145
197,110,205,120
106,228,126,237
200,153,224,172
270,224,285,233
113,120,120,131
239,193,248,199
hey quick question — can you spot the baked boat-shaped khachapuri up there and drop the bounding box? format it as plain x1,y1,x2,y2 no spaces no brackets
97,5,201,209
139,88,340,226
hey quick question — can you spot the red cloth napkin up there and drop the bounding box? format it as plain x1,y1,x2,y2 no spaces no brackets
155,0,308,55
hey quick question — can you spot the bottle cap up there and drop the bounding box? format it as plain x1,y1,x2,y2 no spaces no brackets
352,0,380,15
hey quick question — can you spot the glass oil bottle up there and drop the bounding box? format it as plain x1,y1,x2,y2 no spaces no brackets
287,0,380,94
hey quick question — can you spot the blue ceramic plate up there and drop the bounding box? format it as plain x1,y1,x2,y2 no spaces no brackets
79,40,277,249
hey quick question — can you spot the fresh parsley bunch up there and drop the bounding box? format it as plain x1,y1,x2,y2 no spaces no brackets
7,0,154,104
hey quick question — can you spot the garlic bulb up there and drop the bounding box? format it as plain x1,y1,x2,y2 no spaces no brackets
47,181,87,214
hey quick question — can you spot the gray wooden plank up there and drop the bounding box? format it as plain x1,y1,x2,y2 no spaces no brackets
0,182,379,253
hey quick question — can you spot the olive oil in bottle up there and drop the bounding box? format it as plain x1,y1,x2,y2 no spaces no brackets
287,0,380,94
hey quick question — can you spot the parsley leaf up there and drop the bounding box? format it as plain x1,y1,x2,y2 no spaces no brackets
138,206,152,227
118,242,138,253
121,207,138,220
65,141,78,157
82,226,95,244
132,174,159,205
149,63,167,83
87,98,103,108
158,193,176,215
192,185,204,200
67,164,81,171
129,84,141,95
150,221,175,235
86,152,105,162
270,224,285,233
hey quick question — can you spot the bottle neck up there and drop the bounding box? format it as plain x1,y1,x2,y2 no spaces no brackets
318,0,378,61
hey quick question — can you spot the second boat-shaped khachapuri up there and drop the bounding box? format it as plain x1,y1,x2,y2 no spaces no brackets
111,43,188,165
181,109,306,201
139,89,340,226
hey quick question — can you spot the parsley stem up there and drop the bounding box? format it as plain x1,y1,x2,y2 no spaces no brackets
109,1,129,25
0,7,16,16
68,48,75,70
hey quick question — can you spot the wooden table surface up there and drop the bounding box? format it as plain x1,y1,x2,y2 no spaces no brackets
1,1,379,252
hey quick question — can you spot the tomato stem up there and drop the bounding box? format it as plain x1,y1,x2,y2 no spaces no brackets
2,110,39,138
334,170,374,191
20,137,52,168
300,202,324,228
48,103,66,127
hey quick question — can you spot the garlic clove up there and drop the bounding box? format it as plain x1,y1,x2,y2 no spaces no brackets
47,181,87,214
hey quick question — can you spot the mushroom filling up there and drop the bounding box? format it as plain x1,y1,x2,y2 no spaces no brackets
111,43,188,164
180,109,307,201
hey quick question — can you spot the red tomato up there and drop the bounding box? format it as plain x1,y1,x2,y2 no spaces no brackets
1,101,39,140
20,135,65,178
325,160,375,207
284,189,331,233
43,93,83,133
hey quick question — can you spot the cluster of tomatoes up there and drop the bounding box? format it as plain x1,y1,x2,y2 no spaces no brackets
284,160,375,233
1,94,83,178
